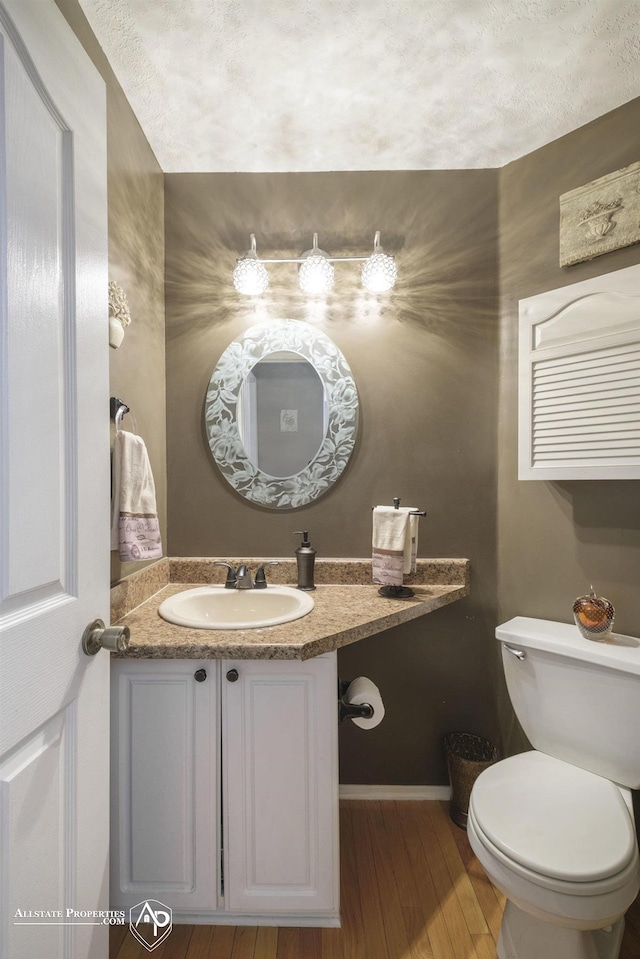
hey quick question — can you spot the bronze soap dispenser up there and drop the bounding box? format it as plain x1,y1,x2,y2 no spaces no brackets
294,531,316,591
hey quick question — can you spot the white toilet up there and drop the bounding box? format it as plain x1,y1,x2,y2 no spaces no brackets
467,616,640,959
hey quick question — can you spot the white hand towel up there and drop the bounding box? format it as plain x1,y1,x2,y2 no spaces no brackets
407,512,419,575
111,430,163,562
372,506,417,587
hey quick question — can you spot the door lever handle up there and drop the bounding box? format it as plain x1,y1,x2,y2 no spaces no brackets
82,619,130,656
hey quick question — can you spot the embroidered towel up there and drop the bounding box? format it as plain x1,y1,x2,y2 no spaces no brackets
111,430,163,562
407,512,419,574
372,506,418,587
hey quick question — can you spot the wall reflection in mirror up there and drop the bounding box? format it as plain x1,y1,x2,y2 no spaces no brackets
205,320,358,508
237,352,329,478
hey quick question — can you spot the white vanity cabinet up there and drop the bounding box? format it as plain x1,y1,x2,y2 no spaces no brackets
110,652,339,925
110,659,221,914
222,655,339,918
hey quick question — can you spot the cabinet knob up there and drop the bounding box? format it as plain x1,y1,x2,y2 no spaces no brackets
194,668,207,682
226,668,239,683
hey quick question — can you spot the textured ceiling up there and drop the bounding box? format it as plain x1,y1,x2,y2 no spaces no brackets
79,0,640,172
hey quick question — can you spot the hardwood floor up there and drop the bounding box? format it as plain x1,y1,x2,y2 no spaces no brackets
109,800,640,959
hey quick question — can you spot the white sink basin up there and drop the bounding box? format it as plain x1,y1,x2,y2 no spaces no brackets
158,585,315,630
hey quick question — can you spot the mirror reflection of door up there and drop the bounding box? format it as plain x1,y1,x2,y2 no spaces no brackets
237,351,328,477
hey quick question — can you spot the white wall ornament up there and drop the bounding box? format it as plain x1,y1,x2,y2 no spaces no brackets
559,162,640,268
108,280,132,348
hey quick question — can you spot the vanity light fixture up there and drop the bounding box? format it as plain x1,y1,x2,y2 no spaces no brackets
232,234,270,295
298,234,335,294
360,231,398,293
232,231,397,296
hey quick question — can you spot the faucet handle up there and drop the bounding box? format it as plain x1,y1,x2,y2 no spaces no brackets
214,561,237,589
254,562,279,589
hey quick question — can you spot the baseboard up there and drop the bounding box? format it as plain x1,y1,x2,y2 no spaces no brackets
339,784,451,800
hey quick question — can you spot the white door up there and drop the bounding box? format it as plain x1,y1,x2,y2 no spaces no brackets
0,2,109,958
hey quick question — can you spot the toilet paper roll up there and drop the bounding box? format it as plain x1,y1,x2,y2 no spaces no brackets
344,676,385,729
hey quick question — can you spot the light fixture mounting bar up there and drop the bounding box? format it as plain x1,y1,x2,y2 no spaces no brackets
254,255,369,264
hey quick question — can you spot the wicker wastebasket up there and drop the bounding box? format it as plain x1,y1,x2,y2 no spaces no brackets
444,732,498,828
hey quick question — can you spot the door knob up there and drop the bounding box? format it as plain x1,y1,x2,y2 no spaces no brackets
226,668,239,682
82,619,130,656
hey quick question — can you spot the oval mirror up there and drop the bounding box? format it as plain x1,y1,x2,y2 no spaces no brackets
205,320,359,508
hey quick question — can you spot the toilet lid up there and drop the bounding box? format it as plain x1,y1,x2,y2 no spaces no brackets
470,751,637,883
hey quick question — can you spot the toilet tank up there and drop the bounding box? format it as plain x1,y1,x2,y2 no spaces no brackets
497,616,640,788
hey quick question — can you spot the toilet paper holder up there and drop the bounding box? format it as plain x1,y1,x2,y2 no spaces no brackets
338,679,374,723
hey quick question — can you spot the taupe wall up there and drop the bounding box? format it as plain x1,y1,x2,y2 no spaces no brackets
61,0,640,781
498,96,640,754
51,0,640,782
55,0,167,585
56,0,500,786
165,171,501,783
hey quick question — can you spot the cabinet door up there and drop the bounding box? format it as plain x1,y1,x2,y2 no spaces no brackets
110,659,219,913
222,653,339,917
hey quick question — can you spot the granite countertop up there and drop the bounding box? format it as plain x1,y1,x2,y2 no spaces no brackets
112,558,470,661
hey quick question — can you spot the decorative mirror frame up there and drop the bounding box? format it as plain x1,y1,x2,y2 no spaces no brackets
205,319,359,508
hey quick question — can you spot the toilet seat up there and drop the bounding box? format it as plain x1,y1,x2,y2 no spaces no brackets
467,751,640,930
470,751,637,885
468,803,639,899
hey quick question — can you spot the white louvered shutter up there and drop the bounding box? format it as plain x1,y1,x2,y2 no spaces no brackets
519,263,640,480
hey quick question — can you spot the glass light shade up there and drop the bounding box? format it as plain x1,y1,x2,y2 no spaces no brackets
361,251,397,293
298,254,335,295
232,256,269,296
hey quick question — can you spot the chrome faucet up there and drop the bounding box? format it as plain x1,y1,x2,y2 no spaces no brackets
235,564,253,589
214,561,279,589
